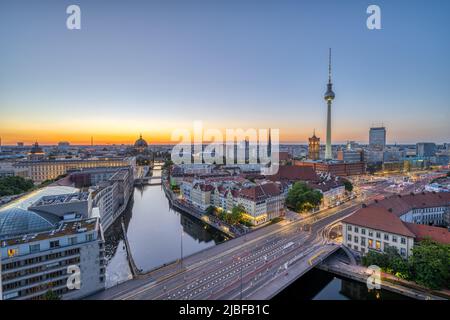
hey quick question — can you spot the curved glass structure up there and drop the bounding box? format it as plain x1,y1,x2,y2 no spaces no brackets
0,208,59,238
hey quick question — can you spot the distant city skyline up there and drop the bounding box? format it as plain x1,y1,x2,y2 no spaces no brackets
1,0,449,145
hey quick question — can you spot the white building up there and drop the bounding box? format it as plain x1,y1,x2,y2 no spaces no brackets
342,192,450,258
238,182,284,226
0,216,105,300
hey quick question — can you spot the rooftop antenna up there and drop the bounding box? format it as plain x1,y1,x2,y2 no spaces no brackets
328,48,332,84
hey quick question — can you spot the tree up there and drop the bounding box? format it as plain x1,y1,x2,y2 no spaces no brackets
286,182,323,213
205,205,215,215
42,289,61,300
230,205,245,225
343,180,353,192
409,239,450,290
162,159,174,170
0,176,34,197
362,240,449,289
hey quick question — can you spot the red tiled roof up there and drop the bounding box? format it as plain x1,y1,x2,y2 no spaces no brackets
239,182,281,201
308,179,344,192
404,223,450,244
268,165,319,182
372,192,450,217
194,183,214,192
342,206,416,237
276,152,291,161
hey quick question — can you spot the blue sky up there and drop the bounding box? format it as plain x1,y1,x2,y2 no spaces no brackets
0,0,449,144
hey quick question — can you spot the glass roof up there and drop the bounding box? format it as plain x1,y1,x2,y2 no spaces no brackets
0,208,60,239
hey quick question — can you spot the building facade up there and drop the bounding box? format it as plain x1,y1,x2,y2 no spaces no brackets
14,157,135,183
342,192,450,258
0,218,105,300
308,131,320,161
369,127,386,150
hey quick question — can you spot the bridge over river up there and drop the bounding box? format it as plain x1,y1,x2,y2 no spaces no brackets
88,199,360,300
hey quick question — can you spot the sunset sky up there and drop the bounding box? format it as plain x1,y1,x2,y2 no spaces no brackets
0,0,449,145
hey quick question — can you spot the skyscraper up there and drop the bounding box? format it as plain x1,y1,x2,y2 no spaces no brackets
324,48,335,160
369,127,386,150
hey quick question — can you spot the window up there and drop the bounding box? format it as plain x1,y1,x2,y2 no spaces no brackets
347,225,352,231
86,233,94,242
401,237,406,244
361,229,366,235
400,248,406,257
361,237,366,246
354,236,359,243
392,236,397,243
368,239,373,248
354,245,359,250
376,232,381,239
354,227,359,233
68,237,77,245
347,234,352,242
384,234,389,241
368,231,373,237
50,240,60,248
29,244,40,253
376,241,381,250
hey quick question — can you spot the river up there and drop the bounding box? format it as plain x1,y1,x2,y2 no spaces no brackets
103,164,228,287
103,165,411,300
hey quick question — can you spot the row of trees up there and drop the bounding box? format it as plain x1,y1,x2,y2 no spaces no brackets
208,205,249,226
286,182,323,212
362,239,450,290
0,176,34,197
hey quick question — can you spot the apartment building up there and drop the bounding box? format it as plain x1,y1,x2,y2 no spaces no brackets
238,182,284,226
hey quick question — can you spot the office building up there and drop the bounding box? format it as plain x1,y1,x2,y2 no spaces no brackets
369,127,386,150
0,217,105,300
416,142,437,158
13,157,135,183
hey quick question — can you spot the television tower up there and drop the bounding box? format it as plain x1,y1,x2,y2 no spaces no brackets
324,48,335,160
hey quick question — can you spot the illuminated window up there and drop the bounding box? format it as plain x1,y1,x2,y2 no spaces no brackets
368,239,373,248
376,241,381,250
7,248,19,257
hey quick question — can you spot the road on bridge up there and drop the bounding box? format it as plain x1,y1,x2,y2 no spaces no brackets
89,194,373,300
